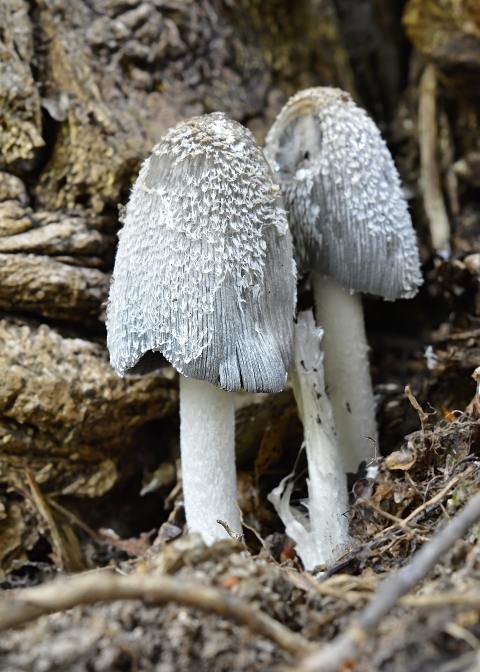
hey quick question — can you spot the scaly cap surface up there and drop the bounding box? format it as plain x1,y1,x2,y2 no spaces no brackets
107,112,296,392
264,87,423,300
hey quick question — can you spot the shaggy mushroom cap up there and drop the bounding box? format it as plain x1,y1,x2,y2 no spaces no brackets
107,112,296,393
264,87,423,301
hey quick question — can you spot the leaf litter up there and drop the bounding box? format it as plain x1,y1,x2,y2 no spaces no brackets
4,373,480,671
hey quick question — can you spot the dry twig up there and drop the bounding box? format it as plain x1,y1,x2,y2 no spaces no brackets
446,329,480,342
295,486,480,672
216,519,244,541
235,500,277,561
401,592,480,608
405,385,429,434
371,464,476,542
0,572,314,658
356,497,427,533
402,464,476,526
418,63,451,252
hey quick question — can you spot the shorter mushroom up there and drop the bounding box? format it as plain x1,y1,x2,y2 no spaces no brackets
107,112,296,545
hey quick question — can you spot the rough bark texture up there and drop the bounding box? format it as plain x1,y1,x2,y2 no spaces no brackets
0,0,44,168
0,317,178,566
403,0,480,93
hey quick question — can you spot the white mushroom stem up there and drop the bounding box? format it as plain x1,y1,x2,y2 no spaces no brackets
179,376,242,545
312,273,377,473
270,311,349,570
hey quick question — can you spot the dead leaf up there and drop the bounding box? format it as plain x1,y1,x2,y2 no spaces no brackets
104,529,157,558
386,448,417,471
441,406,456,422
353,479,374,501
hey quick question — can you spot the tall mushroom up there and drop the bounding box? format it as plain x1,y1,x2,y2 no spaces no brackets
107,112,296,545
264,87,423,473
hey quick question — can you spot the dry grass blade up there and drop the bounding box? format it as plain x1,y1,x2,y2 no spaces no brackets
46,496,103,541
0,572,315,658
26,468,85,572
405,385,429,434
296,486,480,672
26,468,65,567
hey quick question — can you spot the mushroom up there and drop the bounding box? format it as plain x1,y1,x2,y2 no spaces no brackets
107,112,296,545
264,87,423,473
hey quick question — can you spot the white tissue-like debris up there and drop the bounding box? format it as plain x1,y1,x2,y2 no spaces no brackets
424,345,439,371
269,311,350,570
264,87,423,300
107,112,296,392
366,464,379,479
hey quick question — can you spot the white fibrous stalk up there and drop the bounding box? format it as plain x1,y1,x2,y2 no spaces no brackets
180,376,242,544
269,310,350,570
313,274,377,472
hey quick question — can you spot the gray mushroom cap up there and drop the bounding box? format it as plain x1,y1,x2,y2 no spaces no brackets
264,87,423,300
107,112,296,393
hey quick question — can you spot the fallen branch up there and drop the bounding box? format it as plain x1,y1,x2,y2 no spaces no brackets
0,571,314,658
296,486,480,672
